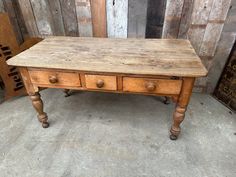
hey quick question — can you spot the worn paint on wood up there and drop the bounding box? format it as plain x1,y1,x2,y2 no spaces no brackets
18,0,39,37
146,0,166,38
75,0,92,37
30,0,54,36
162,0,185,38
106,0,128,38
48,0,65,36
90,0,107,37
60,0,79,36
128,0,147,38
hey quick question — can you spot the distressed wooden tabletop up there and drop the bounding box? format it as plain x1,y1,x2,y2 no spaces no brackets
7,37,207,77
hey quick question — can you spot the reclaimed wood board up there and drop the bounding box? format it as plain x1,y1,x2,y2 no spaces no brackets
17,0,39,37
162,0,185,38
146,0,166,38
106,0,128,38
60,0,79,36
0,0,5,12
75,0,93,37
7,37,207,77
128,0,147,38
30,0,54,36
90,0,107,37
178,0,194,39
48,0,65,36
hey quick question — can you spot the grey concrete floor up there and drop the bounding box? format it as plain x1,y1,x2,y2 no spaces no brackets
0,89,235,177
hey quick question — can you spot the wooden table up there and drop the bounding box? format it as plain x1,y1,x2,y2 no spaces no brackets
7,37,207,140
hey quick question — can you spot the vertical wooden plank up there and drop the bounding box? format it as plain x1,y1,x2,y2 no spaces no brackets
75,0,93,37
17,0,39,37
146,0,166,38
106,0,128,38
30,0,54,36
0,0,5,12
206,0,236,93
60,0,79,36
199,0,232,57
90,0,107,37
187,0,215,54
178,0,195,39
48,0,65,36
128,0,148,38
162,0,185,38
3,0,24,44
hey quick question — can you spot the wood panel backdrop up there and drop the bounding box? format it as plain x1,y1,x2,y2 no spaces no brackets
0,0,235,93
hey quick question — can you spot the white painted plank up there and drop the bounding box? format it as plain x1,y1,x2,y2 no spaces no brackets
75,0,92,37
128,0,148,38
106,0,128,38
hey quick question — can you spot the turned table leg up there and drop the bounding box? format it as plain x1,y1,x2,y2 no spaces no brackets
30,92,49,128
170,78,195,140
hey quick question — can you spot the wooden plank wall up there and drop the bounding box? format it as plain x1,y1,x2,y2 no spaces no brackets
0,0,235,93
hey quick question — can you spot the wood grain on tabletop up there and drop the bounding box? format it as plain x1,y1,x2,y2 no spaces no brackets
7,37,208,77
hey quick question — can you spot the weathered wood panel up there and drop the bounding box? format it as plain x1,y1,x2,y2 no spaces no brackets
106,0,128,38
48,0,65,36
206,0,236,93
90,0,107,37
162,0,184,38
0,0,5,12
188,0,215,54
128,0,147,38
17,0,39,37
3,0,24,44
178,0,194,39
199,0,232,57
60,0,79,36
30,0,54,36
75,0,93,37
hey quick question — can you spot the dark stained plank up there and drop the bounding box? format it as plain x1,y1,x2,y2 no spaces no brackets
60,0,79,36
145,0,166,38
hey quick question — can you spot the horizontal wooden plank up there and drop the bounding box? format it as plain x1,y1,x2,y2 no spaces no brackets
7,37,207,77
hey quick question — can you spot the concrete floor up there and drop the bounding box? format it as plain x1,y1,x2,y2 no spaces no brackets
0,89,235,177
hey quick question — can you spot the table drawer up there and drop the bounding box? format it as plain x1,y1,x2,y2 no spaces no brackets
85,74,117,90
29,70,81,87
123,77,182,95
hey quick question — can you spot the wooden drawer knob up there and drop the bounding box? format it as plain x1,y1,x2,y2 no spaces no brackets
145,82,156,91
96,79,104,88
49,75,58,84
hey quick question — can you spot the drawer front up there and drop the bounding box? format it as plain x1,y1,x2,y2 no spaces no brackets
123,77,182,95
85,74,117,90
29,70,81,87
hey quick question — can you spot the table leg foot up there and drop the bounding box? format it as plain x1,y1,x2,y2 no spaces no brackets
163,96,170,105
170,134,178,140
63,89,71,97
30,92,49,128
170,105,186,140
